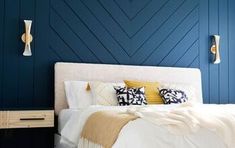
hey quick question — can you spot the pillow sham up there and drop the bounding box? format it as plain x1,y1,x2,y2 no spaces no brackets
114,86,147,106
64,81,93,109
89,81,125,106
159,88,188,104
158,82,196,102
124,80,163,104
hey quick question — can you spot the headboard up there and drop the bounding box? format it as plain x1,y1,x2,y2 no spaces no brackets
55,62,203,115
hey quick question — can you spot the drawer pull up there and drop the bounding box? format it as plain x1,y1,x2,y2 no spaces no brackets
20,118,45,121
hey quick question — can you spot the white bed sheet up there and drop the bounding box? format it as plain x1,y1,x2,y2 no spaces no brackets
60,104,235,148
58,109,84,134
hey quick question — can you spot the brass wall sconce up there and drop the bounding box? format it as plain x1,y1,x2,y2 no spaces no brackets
21,20,33,56
210,35,221,64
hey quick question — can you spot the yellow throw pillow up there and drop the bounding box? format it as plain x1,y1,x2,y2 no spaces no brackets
124,80,163,104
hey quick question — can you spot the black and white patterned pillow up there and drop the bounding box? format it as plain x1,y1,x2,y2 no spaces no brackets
159,88,188,104
114,86,147,106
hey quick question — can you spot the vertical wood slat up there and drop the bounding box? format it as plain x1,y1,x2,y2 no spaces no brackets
0,0,5,108
18,0,35,107
219,0,229,103
208,0,219,103
199,0,209,103
229,0,235,103
34,0,54,108
2,0,20,108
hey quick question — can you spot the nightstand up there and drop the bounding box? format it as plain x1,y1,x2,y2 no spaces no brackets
0,110,54,129
0,110,54,148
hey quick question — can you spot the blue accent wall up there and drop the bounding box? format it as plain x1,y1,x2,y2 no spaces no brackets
0,0,235,109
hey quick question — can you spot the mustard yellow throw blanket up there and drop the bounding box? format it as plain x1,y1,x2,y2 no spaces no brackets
80,111,138,148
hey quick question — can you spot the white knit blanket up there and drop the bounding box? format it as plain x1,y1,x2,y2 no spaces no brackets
127,103,235,148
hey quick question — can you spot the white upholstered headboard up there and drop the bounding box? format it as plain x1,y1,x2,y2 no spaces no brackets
55,62,203,115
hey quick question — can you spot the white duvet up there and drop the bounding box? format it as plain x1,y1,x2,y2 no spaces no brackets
61,103,235,148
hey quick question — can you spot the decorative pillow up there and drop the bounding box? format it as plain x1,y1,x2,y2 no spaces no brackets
89,81,125,106
124,80,163,104
159,88,188,104
64,81,93,109
114,86,147,106
158,82,196,102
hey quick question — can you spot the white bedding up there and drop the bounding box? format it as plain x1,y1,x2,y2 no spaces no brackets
58,109,84,134
60,104,235,148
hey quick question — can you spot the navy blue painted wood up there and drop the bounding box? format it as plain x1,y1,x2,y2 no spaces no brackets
209,0,219,104
2,0,20,108
0,128,54,148
0,0,235,109
219,0,229,104
199,0,209,103
33,0,55,108
18,0,35,108
174,40,199,67
229,0,235,103
114,0,152,21
0,0,4,108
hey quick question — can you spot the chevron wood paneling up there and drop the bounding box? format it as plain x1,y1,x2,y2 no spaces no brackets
0,0,235,111
50,0,199,66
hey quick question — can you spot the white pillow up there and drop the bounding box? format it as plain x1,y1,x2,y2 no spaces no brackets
64,81,93,109
89,81,125,106
158,82,197,102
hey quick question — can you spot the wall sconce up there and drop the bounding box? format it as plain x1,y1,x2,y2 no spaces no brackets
210,35,221,64
21,20,33,56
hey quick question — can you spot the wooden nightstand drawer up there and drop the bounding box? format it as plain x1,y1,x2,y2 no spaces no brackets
0,110,54,129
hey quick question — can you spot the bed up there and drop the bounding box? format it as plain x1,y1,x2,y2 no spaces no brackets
54,62,235,148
